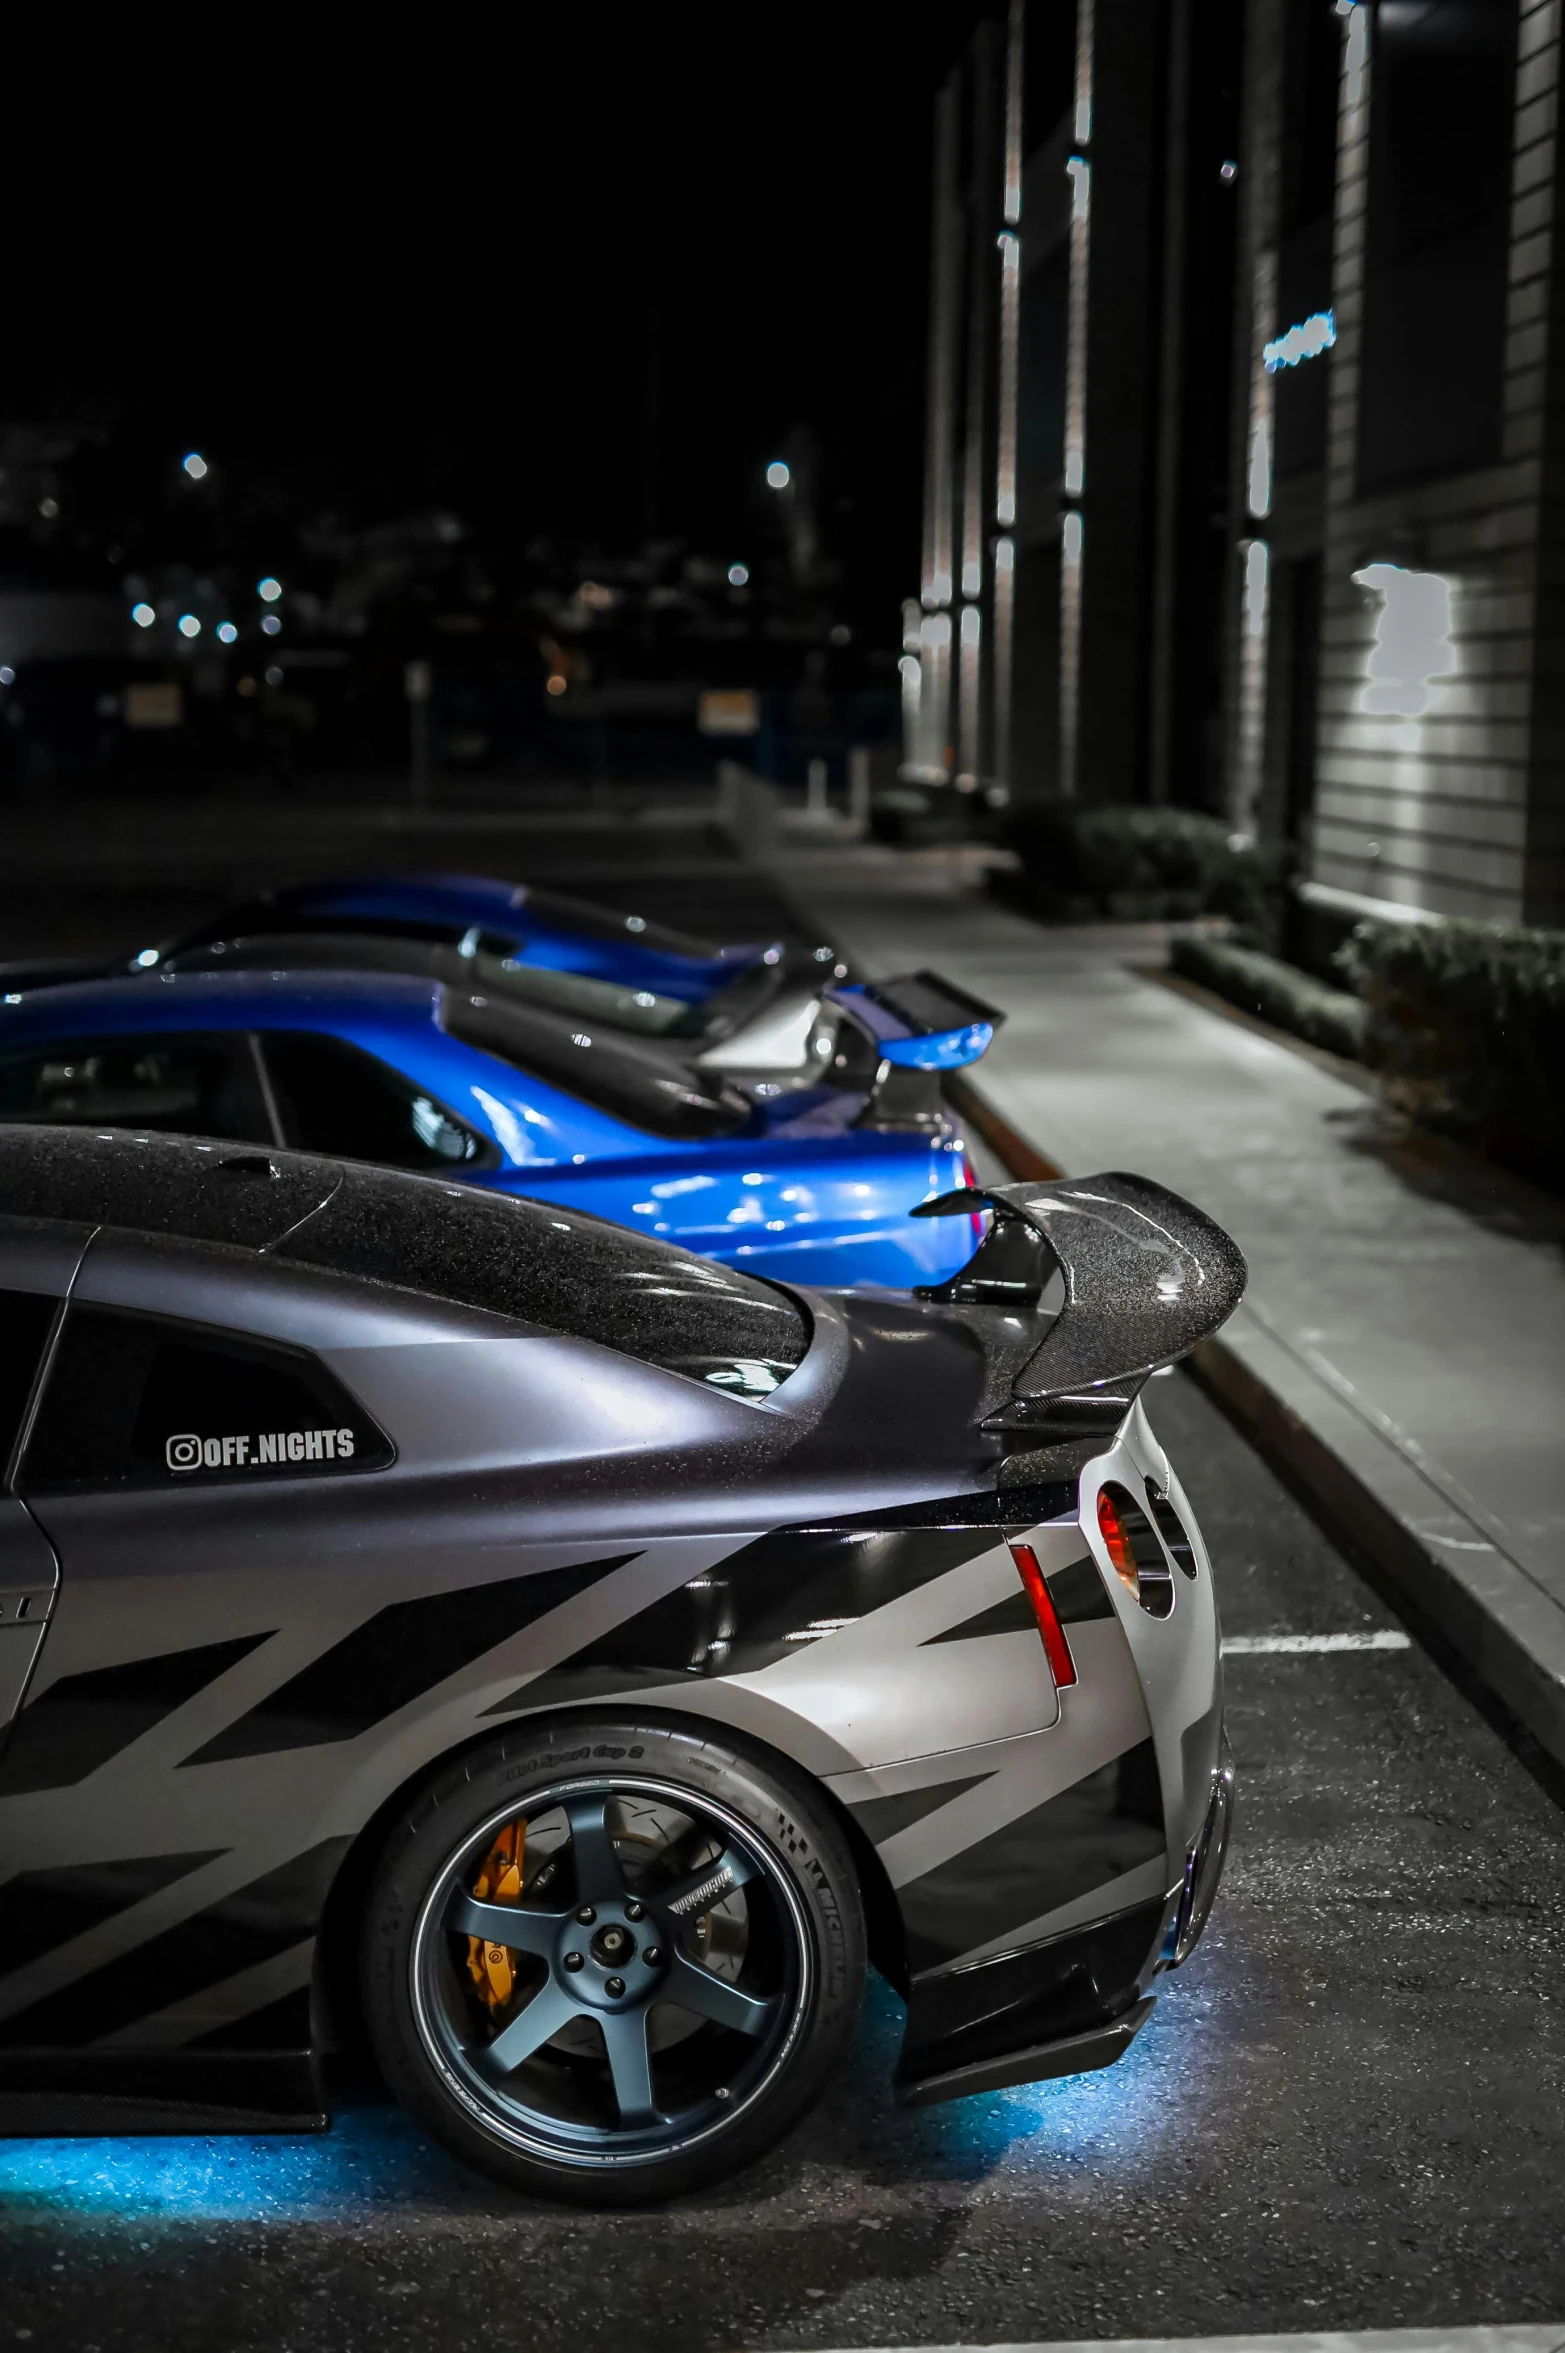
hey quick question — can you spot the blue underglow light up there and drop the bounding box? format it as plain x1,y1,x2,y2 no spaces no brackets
1264,309,1336,371
0,2101,467,2225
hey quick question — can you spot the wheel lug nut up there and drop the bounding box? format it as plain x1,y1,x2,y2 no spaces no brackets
576,1905,596,1925
605,1975,626,1998
563,1951,584,1972
625,1901,644,1922
644,1945,663,1967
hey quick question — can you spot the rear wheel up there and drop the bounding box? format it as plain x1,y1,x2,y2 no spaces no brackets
360,1717,865,2203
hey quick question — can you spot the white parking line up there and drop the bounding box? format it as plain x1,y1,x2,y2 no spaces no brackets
1222,1630,1411,1654
798,2326,1565,2353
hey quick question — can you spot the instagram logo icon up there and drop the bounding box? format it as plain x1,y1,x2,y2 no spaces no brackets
165,1433,202,1472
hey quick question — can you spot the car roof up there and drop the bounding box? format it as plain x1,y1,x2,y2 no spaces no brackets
0,966,441,1038
0,1126,804,1352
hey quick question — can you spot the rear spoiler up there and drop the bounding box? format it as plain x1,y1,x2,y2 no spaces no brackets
834,969,1005,1129
911,1173,1247,1442
830,970,1003,1071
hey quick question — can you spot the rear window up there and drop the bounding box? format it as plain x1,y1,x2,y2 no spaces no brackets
440,988,752,1142
274,1163,809,1398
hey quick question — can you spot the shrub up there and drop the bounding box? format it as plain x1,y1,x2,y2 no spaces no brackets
999,804,1283,931
1335,918,1565,1185
1170,932,1368,1060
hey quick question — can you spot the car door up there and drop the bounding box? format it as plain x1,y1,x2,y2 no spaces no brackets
0,1228,84,1750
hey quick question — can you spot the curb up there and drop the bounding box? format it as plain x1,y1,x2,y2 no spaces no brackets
947,1075,1565,1775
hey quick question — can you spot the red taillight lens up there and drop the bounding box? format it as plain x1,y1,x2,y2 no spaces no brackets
1009,1541,1077,1689
1096,1488,1141,1600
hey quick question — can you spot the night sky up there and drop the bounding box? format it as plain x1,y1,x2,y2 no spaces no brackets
11,10,1009,626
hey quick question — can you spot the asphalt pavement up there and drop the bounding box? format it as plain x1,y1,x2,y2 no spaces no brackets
2,1370,1562,2351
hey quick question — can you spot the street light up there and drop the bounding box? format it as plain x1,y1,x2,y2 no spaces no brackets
182,452,208,480
728,562,749,586
765,460,790,490
131,603,155,629
257,576,282,602
217,622,238,644
177,614,201,638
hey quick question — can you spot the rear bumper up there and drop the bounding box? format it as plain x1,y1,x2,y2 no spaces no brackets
892,1735,1234,2107
894,1892,1168,2106
886,1399,1232,2106
1169,1734,1235,1967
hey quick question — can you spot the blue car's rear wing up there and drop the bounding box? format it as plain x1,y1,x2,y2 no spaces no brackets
830,970,1004,1072
911,1173,1247,1446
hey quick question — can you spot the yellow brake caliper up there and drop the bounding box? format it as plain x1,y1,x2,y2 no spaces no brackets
466,1818,526,2011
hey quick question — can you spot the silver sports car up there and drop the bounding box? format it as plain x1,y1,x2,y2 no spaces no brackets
0,1126,1241,2202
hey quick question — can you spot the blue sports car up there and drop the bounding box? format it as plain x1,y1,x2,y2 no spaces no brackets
0,872,850,1079
0,966,995,1292
1,872,832,1007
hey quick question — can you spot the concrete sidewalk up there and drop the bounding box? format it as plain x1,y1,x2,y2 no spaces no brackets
781,840,1565,1768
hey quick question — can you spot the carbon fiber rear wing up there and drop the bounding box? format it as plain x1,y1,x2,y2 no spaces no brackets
911,1172,1247,1442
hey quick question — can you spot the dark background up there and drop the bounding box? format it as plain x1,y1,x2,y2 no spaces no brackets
6,9,1011,638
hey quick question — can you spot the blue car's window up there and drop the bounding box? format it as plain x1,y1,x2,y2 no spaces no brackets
262,1033,493,1171
274,1162,810,1397
0,1034,269,1143
441,989,751,1142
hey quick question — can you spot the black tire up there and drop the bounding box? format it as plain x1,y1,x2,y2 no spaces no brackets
360,1714,866,2205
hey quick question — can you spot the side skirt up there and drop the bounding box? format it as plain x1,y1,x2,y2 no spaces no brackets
0,2046,327,2136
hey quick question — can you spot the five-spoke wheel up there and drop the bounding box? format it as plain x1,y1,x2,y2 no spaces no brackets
362,1719,865,2202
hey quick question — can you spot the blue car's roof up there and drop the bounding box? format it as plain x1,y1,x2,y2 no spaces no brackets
1,966,442,1035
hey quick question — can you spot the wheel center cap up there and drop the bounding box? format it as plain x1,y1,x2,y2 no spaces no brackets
590,1922,635,1967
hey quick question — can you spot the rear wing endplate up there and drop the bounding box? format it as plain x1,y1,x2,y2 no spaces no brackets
830,970,1004,1073
912,1173,1247,1439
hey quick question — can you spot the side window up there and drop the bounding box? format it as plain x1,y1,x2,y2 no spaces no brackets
261,1032,491,1170
0,1290,58,1481
0,1034,269,1144
19,1306,393,1492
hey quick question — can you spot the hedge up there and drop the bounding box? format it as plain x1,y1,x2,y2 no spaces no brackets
1333,918,1565,1185
999,804,1280,927
1170,931,1368,1060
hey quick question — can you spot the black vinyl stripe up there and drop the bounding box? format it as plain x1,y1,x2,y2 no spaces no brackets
846,1773,996,1848
0,1851,226,1979
0,1634,274,1795
185,1552,639,1765
895,1738,1166,1971
485,1526,998,1715
922,1587,1038,1644
0,1839,351,2049
1047,1554,1116,1625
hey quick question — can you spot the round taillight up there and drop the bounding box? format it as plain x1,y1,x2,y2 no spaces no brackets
1096,1488,1140,1600
1096,1482,1176,1617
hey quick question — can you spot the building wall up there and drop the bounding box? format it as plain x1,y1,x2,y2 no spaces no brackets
1289,0,1553,927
